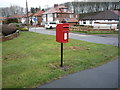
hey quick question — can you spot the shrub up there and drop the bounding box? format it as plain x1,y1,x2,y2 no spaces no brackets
74,24,84,27
0,25,2,36
2,24,17,36
13,23,23,30
20,27,28,31
3,18,18,24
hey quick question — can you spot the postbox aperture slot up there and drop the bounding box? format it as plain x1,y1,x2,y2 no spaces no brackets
63,26,69,28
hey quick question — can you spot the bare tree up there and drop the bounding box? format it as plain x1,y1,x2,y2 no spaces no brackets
0,5,25,17
63,1,120,15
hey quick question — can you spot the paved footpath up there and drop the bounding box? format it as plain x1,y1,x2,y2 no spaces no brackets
39,60,118,88
29,27,119,88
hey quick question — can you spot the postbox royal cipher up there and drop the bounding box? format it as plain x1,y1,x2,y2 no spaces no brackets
56,23,69,43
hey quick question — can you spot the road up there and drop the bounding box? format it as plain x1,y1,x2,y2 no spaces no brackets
29,27,118,46
29,27,118,88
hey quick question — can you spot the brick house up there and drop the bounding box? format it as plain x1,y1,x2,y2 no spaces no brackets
32,10,44,26
42,4,78,26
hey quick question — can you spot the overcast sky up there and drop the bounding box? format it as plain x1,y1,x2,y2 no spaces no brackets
0,0,79,9
0,0,119,9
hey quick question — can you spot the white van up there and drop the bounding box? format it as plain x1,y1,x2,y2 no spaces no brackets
45,22,57,29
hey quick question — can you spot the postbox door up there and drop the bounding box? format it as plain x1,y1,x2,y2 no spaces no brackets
63,32,68,40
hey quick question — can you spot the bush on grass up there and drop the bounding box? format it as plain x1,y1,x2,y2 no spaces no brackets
2,24,17,36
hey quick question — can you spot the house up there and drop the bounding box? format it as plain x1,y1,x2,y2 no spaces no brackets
79,10,120,30
21,13,33,25
8,15,24,23
0,17,6,25
42,4,78,26
32,10,44,26
6,10,44,26
7,14,31,25
21,10,44,26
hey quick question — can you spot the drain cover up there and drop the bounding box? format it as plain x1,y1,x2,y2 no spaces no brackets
100,36,106,37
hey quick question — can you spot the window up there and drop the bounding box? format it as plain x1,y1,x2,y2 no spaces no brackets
64,9,67,12
57,14,59,18
48,14,52,17
42,15,46,18
70,14,73,18
83,21,86,24
54,14,57,18
76,15,78,18
90,21,92,24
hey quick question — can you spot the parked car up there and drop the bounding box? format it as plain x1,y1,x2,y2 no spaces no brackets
45,22,57,29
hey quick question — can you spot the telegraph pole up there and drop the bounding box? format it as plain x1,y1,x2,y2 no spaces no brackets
26,0,29,30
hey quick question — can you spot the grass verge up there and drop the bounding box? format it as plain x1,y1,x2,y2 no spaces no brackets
2,32,118,88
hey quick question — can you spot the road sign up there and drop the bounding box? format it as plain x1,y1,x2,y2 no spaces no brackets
33,18,37,21
65,18,69,21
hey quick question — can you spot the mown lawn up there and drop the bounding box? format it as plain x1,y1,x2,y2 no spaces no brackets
2,32,118,88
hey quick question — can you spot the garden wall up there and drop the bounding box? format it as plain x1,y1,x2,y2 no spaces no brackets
69,26,116,32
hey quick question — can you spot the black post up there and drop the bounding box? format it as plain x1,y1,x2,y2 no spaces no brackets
61,43,63,67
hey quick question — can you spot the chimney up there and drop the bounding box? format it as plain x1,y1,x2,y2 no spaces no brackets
54,4,58,8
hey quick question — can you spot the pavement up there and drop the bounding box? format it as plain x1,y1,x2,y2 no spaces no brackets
29,27,119,88
39,60,118,88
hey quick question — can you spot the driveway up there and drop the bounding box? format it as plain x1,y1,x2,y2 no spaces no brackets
29,27,118,88
29,27,118,46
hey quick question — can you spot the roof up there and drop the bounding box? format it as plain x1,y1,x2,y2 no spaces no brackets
114,10,120,16
0,17,6,22
0,17,6,20
33,10,44,17
24,13,33,17
82,10,119,20
43,5,72,14
8,15,24,19
56,18,78,22
67,18,78,22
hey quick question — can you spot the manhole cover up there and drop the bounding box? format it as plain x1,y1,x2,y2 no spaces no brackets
100,36,106,37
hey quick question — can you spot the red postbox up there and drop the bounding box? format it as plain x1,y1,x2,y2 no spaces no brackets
56,23,69,43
